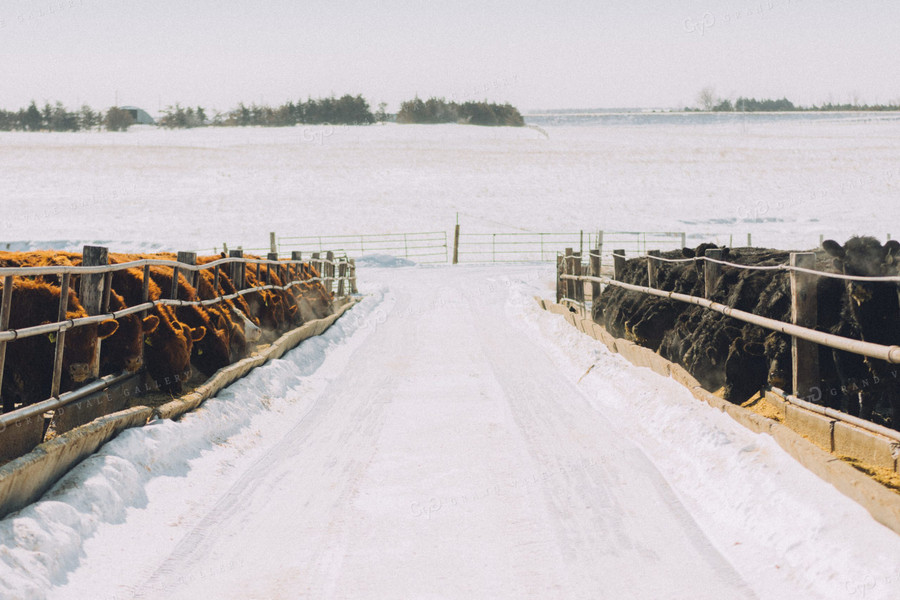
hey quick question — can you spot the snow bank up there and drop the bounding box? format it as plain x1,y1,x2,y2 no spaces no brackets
0,290,386,600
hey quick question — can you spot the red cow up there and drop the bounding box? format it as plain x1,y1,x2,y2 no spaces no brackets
1,278,118,412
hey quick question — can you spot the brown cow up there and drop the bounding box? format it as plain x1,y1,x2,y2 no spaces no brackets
1,278,118,412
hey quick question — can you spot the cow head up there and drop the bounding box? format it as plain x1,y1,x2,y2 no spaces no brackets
823,237,900,305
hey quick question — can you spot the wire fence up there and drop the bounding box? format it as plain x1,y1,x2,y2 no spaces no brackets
278,232,449,264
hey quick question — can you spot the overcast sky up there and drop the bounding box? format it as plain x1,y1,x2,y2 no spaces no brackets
1,0,897,114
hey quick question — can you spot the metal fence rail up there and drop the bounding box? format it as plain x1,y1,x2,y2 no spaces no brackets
0,247,355,456
456,231,687,264
278,232,448,264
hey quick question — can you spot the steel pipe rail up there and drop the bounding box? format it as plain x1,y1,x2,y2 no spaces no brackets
560,273,900,365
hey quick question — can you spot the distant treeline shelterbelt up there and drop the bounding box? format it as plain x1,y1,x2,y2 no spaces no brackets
0,94,525,131
689,92,900,112
396,98,524,126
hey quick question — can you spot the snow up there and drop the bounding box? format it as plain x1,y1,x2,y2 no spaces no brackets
1,114,899,253
1,117,900,598
0,265,898,599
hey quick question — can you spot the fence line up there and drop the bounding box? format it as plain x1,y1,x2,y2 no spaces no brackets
556,246,900,436
277,232,448,264
0,247,355,448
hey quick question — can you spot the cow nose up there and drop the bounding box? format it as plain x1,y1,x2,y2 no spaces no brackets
125,356,143,372
68,363,92,382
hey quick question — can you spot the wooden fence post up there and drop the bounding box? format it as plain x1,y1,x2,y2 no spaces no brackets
589,247,601,305
80,245,108,379
0,276,13,402
704,248,723,299
290,251,303,284
176,251,198,290
613,249,626,281
270,231,277,254
325,251,335,295
791,252,819,400
564,248,575,301
647,250,660,289
453,224,460,264
50,272,71,398
349,258,358,293
229,249,245,290
337,259,348,297
266,252,278,285
311,252,321,284
556,253,564,304
574,252,584,305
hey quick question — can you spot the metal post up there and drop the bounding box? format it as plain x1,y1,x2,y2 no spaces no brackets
791,252,819,401
453,224,460,264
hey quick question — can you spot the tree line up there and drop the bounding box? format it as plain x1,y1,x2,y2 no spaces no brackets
0,102,136,132
691,88,900,112
0,94,526,131
396,98,524,126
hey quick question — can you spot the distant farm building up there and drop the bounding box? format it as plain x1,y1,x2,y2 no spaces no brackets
121,106,155,125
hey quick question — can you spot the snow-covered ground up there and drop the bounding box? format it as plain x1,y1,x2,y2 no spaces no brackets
1,118,899,598
1,115,898,252
1,264,899,600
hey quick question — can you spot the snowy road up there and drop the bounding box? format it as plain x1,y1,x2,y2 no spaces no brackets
2,264,900,599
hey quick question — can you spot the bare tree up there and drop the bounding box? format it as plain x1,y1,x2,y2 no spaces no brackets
697,87,717,111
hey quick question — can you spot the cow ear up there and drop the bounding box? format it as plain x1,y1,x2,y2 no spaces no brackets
832,258,844,271
721,247,731,258
216,314,227,330
822,239,845,258
142,314,160,334
98,319,119,340
884,240,900,264
190,326,206,341
682,248,696,258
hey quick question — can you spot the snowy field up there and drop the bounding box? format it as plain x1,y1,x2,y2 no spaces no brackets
1,113,899,252
2,264,900,600
1,117,900,598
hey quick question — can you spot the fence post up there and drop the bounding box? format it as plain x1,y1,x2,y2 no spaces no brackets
747,233,752,247
612,249,626,281
573,252,584,305
704,248,723,298
229,249,245,290
337,259,348,297
556,253,564,304
791,252,819,401
349,258,358,293
80,245,108,379
325,251,335,295
647,250,660,289
50,272,71,398
0,276,13,402
680,232,687,249
453,224,460,264
270,231,277,254
311,252,321,284
266,252,279,285
589,247,601,305
176,251,197,290
564,248,575,301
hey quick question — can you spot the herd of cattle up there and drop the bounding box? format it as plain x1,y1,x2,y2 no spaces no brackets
0,251,335,414
592,236,900,429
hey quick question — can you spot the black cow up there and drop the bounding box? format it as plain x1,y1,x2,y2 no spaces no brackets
822,236,900,427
